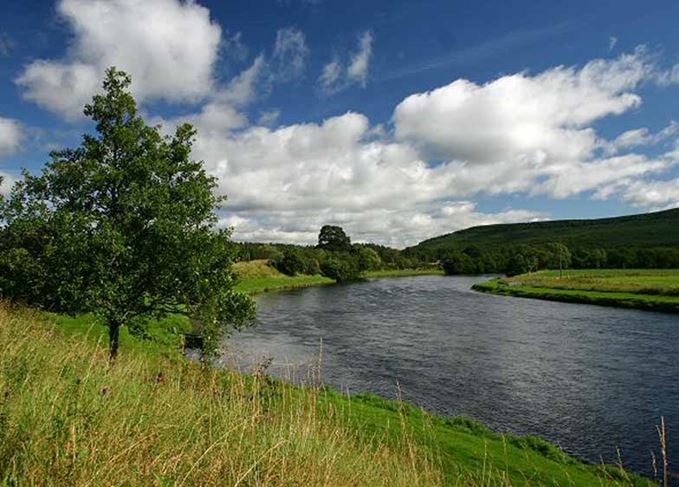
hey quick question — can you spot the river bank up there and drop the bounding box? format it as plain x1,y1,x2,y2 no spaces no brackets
233,259,443,294
473,269,679,313
4,303,652,486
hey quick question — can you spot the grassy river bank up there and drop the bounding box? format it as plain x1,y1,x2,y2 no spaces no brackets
0,264,656,485
473,269,679,313
233,259,444,294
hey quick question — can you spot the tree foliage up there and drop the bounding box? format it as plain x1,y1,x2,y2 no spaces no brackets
0,68,254,361
317,225,352,251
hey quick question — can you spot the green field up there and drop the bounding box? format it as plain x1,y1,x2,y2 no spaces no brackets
473,269,679,313
0,304,652,486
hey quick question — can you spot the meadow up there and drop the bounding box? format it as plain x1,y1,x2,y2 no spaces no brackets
473,269,679,313
0,303,655,486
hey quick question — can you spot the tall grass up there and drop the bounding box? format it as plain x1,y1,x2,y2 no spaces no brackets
0,304,657,486
0,303,441,486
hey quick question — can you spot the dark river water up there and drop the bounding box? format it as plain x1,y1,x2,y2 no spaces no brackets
223,275,679,476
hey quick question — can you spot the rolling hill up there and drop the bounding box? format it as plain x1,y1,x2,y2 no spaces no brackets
409,208,679,254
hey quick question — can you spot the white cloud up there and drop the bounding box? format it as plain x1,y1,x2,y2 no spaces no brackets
0,171,17,196
102,45,679,245
609,36,618,51
319,60,342,92
347,31,373,86
0,117,23,158
621,178,679,208
319,31,374,94
164,106,545,246
16,0,222,119
602,122,678,155
219,55,267,108
394,47,653,164
258,109,281,126
272,28,309,82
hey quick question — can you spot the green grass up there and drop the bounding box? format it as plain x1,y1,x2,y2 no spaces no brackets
233,260,444,294
473,269,679,313
233,259,334,294
0,303,653,486
365,268,445,279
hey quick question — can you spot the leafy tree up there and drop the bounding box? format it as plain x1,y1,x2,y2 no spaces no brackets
441,252,479,275
319,253,361,282
317,225,352,251
546,243,571,276
273,249,306,276
0,68,254,362
356,246,381,271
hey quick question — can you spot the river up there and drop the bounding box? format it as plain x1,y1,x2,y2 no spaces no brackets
223,275,679,476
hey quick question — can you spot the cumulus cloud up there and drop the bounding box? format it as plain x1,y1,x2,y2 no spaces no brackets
394,47,653,164
162,107,543,246
164,47,679,246
0,117,23,158
387,47,679,205
0,171,17,196
16,0,222,119
319,31,373,94
621,178,679,209
0,117,21,195
21,21,678,246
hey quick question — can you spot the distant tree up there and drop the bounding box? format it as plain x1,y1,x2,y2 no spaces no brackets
356,246,381,271
441,252,477,275
546,243,571,277
317,225,352,251
320,253,361,282
0,68,255,362
506,247,540,276
273,249,306,276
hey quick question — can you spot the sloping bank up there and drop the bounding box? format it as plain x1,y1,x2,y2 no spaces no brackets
0,304,651,486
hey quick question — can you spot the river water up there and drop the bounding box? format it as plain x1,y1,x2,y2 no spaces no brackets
223,275,679,475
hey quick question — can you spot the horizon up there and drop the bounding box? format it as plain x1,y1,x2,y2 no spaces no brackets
1,0,679,247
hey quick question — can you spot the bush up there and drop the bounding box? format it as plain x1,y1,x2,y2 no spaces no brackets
273,249,306,276
320,254,362,283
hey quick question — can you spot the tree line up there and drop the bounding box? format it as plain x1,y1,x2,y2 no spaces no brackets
236,236,679,278
407,243,679,276
237,225,431,283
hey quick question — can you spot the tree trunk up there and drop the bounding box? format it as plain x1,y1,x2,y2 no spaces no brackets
108,321,121,365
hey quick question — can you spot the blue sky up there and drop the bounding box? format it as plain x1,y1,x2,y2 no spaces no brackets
1,0,679,246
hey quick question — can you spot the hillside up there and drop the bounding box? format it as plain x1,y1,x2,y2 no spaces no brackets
410,208,679,253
